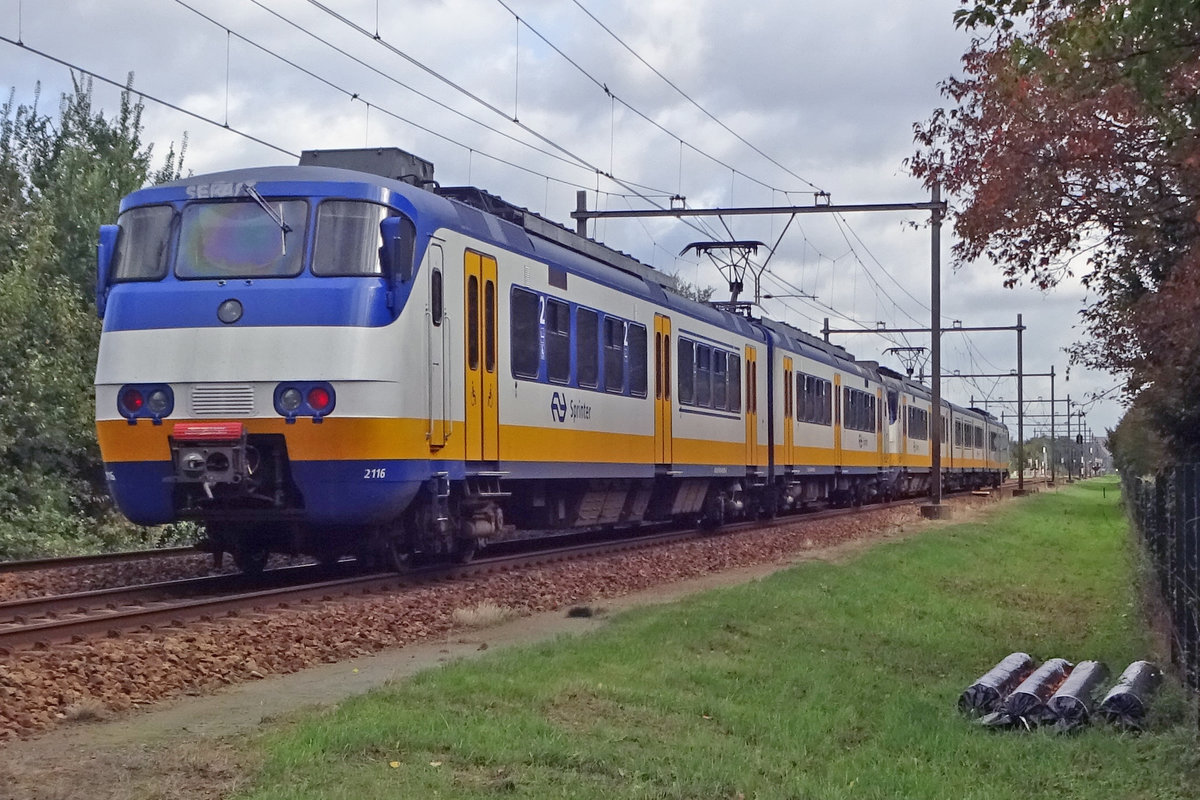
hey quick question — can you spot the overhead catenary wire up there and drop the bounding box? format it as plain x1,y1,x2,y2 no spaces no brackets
301,0,736,246
492,0,816,198
0,35,298,158
240,0,589,179
568,0,826,195
176,0,744,249
181,0,625,197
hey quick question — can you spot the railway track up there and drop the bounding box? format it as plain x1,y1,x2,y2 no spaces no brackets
0,523,714,654
0,484,1036,654
0,499,921,653
0,546,199,575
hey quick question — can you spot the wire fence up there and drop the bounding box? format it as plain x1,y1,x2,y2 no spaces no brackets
1123,466,1200,703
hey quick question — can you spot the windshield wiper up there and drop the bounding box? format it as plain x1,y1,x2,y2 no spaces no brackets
243,185,291,254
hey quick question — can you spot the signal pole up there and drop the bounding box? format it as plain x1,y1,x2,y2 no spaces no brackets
928,183,945,513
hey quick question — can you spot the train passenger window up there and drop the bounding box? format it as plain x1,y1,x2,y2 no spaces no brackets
908,407,929,441
430,268,443,326
484,280,496,373
841,387,877,432
510,287,540,379
313,201,390,276
664,335,671,400
783,368,792,419
546,298,571,384
655,332,662,399
695,345,712,407
712,351,727,410
677,339,694,405
576,308,599,389
466,275,480,370
604,318,625,393
750,359,758,414
628,323,647,397
177,199,307,279
112,205,174,281
975,426,984,448
729,353,741,412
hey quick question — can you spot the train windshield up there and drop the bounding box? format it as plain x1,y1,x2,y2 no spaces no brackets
176,199,308,279
312,201,389,276
112,205,174,281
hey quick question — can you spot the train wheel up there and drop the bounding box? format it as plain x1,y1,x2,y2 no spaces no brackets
233,546,269,575
383,536,413,572
454,538,477,564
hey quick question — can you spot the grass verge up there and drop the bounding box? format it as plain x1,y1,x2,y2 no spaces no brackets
236,479,1199,799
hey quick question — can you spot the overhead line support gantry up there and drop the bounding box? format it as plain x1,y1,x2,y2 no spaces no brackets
572,187,956,516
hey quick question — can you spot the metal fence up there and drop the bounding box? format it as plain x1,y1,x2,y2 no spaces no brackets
1123,466,1200,701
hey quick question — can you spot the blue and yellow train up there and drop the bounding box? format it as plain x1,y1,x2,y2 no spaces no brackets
94,147,1009,571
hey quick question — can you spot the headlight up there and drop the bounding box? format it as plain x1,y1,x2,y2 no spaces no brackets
279,387,303,412
217,298,243,324
147,389,171,414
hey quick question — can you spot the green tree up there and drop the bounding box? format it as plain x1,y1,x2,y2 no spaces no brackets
664,271,716,303
911,0,1200,461
0,75,183,557
1108,399,1166,477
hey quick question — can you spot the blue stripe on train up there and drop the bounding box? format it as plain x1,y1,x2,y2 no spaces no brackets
105,459,432,526
102,277,403,332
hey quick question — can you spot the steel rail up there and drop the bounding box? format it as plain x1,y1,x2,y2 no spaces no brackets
0,546,199,574
0,562,341,623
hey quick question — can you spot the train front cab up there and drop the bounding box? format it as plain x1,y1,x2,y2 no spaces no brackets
94,167,448,569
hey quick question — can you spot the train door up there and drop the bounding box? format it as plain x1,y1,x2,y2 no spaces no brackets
833,374,843,466
744,346,758,467
654,314,673,464
464,251,499,461
782,356,794,467
427,244,448,450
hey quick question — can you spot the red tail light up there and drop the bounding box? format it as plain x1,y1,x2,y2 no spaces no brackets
307,386,332,411
120,388,144,413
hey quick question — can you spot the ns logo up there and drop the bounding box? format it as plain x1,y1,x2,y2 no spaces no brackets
550,391,567,423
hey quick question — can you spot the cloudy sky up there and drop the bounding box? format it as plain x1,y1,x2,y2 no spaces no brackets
0,0,1119,439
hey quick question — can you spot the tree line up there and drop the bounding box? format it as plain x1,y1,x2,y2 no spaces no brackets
911,0,1199,472
0,76,183,557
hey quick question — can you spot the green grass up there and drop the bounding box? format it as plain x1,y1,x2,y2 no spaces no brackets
236,478,1199,799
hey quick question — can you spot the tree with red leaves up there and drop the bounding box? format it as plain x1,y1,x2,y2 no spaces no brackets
912,0,1200,460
